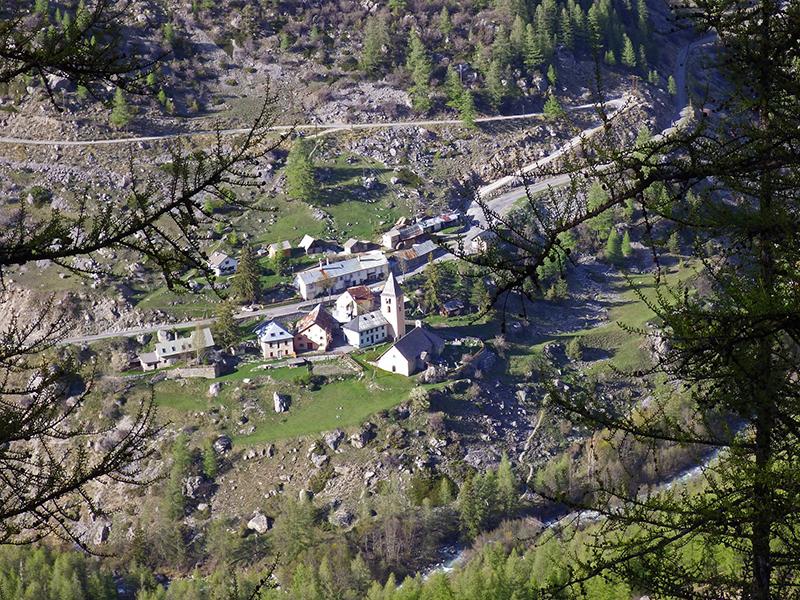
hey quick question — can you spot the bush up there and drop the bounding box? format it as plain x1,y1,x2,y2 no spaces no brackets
565,336,584,361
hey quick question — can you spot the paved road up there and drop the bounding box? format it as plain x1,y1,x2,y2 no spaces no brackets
463,33,717,242
0,99,622,147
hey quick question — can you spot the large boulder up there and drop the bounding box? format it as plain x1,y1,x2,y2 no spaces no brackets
273,392,290,413
349,423,376,449
213,435,233,454
183,476,204,499
323,429,344,451
247,512,273,534
208,382,222,397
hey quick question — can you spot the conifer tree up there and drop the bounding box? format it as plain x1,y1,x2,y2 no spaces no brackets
485,59,505,110
285,138,318,201
496,453,519,515
621,34,637,68
459,90,477,128
406,30,432,112
492,24,513,68
109,87,132,128
202,438,218,479
471,275,492,315
604,228,622,265
510,15,527,62
423,255,442,312
559,8,574,49
667,74,677,95
444,64,463,109
523,24,543,70
361,15,389,76
543,92,564,119
621,229,632,258
546,63,557,86
212,301,239,350
232,244,262,304
438,6,452,36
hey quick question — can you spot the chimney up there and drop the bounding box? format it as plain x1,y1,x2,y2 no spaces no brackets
414,320,422,329
319,258,323,268
326,256,330,265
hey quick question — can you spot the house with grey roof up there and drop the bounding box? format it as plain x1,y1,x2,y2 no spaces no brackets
298,235,340,255
254,320,295,359
343,311,389,348
208,251,237,276
375,323,444,376
293,251,389,300
138,327,216,371
395,239,443,272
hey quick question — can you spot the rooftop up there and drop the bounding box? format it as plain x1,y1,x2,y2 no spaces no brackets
254,320,293,341
208,250,232,268
345,285,374,301
295,251,388,286
155,327,215,359
296,304,338,334
344,309,388,333
379,325,443,362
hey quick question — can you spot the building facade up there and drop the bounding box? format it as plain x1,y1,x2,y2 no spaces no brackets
294,251,389,300
254,320,295,359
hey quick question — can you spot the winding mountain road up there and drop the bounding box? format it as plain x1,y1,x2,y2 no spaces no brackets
0,99,622,147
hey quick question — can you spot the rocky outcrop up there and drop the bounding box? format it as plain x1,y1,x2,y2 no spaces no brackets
213,435,232,453
349,423,376,449
273,392,290,413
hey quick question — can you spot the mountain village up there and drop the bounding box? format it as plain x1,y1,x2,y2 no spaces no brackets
136,210,469,381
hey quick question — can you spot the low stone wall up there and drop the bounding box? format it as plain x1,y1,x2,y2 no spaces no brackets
165,363,222,380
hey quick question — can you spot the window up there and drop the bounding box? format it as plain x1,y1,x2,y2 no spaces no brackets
392,365,396,372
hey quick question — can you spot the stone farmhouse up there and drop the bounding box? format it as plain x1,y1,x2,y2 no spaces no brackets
138,327,216,371
294,251,389,300
268,240,292,259
208,251,237,276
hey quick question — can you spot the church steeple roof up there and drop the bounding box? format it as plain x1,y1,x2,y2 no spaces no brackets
381,271,402,298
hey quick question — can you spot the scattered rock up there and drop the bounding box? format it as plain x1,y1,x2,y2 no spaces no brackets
208,382,222,397
349,423,376,449
213,435,233,453
323,429,344,451
183,476,203,499
330,507,355,528
311,453,329,468
247,512,273,534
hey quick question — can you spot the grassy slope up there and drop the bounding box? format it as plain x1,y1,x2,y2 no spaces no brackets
152,358,416,445
503,263,697,378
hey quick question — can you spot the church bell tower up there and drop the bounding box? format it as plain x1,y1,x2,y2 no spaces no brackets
380,272,406,340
